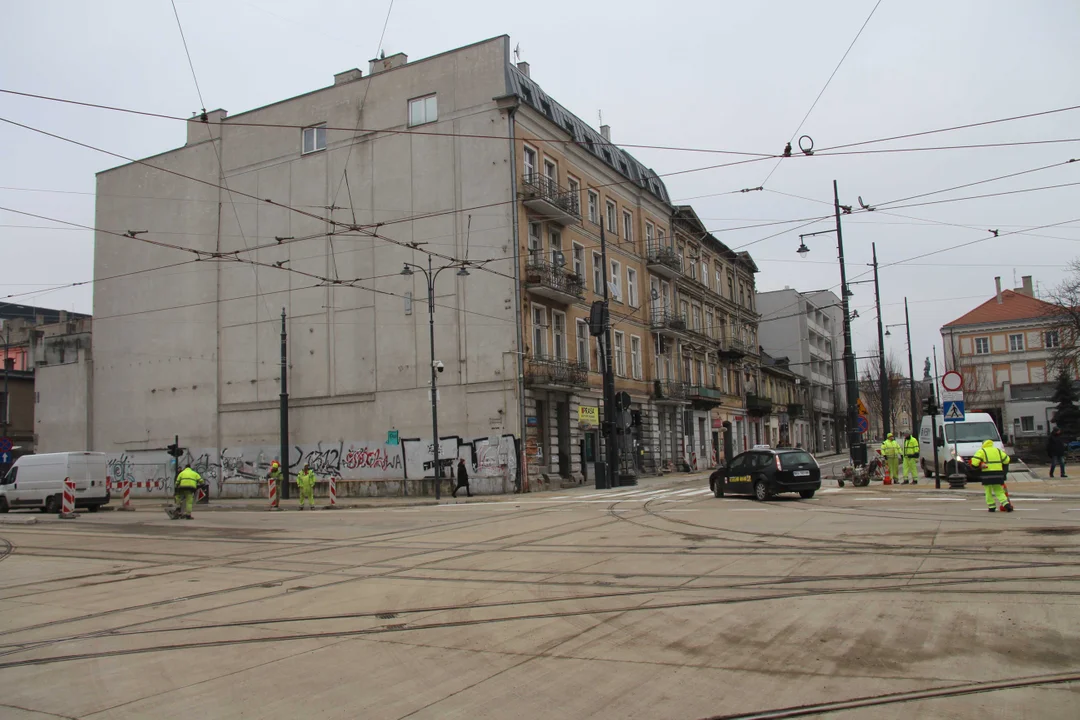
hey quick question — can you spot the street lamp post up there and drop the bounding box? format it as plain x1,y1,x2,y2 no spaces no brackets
401,257,470,500
886,297,918,438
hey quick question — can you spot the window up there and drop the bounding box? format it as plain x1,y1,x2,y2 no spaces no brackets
1021,416,1035,432
592,252,603,293
576,320,590,370
692,306,702,331
701,260,708,286
697,360,705,387
715,266,722,293
727,273,734,300
623,211,633,244
975,337,990,355
1046,330,1061,348
645,222,654,248
614,332,626,376
610,260,622,301
567,175,580,210
657,228,665,247
523,145,537,182
572,243,584,277
680,300,689,325
606,200,618,235
549,229,562,265
408,95,437,127
531,305,547,356
706,309,715,339
588,190,599,224
543,158,557,184
528,222,542,262
552,311,566,360
1009,333,1025,352
302,124,327,154
627,267,638,307
631,336,642,379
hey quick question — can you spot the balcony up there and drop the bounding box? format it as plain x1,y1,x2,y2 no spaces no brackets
652,379,690,404
521,174,581,226
787,403,804,418
685,325,721,349
525,259,585,304
525,355,589,390
645,242,682,279
650,309,687,338
746,393,773,416
718,335,750,358
688,385,723,409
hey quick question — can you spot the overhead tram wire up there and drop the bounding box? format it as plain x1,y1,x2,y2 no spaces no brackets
758,0,885,188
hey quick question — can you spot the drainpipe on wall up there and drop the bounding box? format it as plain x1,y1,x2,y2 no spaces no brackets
501,95,525,493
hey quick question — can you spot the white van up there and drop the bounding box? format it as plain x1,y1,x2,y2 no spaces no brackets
918,412,1004,478
0,452,110,513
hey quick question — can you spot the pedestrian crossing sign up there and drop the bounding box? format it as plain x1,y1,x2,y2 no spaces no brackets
943,400,965,421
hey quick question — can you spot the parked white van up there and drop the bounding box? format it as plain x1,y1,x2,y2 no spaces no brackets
0,452,110,513
918,412,1005,478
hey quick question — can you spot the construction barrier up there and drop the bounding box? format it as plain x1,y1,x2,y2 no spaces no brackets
117,479,134,511
883,462,892,485
328,476,337,508
269,478,279,510
59,477,77,519
196,485,208,505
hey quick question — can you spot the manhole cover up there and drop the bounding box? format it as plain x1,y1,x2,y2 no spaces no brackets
376,612,398,619
385,623,407,630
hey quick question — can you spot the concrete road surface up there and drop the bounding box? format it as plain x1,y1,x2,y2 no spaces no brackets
1,477,1079,719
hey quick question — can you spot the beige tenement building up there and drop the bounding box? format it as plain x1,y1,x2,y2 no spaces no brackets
89,37,758,496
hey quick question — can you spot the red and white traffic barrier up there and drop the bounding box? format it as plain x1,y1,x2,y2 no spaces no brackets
328,475,337,508
59,477,76,519
196,485,208,504
269,478,279,510
116,479,134,511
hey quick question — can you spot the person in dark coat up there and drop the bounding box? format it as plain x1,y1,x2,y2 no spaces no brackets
1047,428,1068,478
452,458,472,498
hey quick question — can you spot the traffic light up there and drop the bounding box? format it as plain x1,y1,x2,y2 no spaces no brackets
923,397,939,415
166,443,184,458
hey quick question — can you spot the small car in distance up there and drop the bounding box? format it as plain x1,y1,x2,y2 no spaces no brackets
709,447,821,501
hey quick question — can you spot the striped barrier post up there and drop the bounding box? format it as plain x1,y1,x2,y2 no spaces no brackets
328,475,337,508
117,479,134,511
59,477,77,519
269,478,279,510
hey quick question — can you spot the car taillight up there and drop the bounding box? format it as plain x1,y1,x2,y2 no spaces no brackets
775,455,782,471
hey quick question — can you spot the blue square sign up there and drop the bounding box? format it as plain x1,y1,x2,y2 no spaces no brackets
943,400,965,422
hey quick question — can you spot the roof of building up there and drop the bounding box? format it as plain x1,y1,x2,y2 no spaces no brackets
507,64,670,206
671,205,758,273
0,303,89,325
942,289,1058,328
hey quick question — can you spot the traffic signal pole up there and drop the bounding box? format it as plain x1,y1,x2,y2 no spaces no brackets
599,217,618,487
279,308,290,500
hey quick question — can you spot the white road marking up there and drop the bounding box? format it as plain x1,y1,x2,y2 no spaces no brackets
731,508,769,512
915,497,966,501
849,497,892,501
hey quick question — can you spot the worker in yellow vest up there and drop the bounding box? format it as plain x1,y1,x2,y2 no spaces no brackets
969,439,1013,512
174,464,202,519
880,432,902,483
901,432,920,485
297,464,317,510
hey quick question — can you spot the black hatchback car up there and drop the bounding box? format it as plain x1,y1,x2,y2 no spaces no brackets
709,447,821,501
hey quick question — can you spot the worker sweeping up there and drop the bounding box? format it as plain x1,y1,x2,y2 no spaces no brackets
880,432,902,485
902,431,920,485
171,464,202,520
969,439,1013,513
297,463,317,510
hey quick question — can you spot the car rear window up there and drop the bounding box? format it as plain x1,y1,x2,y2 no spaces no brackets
779,452,815,469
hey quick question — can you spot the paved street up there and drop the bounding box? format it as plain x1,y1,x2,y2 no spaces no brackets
1,475,1080,719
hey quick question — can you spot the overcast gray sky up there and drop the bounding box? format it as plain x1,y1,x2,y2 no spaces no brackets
2,0,1078,373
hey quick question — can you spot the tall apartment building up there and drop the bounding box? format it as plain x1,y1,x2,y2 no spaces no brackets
756,288,846,453
89,37,762,495
941,275,1068,433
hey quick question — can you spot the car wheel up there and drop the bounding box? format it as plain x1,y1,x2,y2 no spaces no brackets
922,461,934,478
713,481,724,498
754,480,771,502
44,495,60,514
799,489,816,499
87,504,100,513
0,497,8,513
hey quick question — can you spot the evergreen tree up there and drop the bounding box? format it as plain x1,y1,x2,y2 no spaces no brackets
1051,367,1080,439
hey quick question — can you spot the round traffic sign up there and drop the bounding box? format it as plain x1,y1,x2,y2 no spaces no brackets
942,371,963,392
856,416,869,434
0,437,11,453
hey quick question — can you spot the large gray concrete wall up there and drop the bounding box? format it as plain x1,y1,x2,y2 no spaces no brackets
92,37,522,478
34,350,91,452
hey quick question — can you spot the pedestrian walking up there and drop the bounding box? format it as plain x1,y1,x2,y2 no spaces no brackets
297,463,317,510
452,458,472,498
174,463,202,520
969,439,1013,512
1047,428,1068,478
902,431,920,485
880,432,901,484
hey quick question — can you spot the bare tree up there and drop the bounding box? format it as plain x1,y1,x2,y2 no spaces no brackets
1044,258,1080,374
859,350,906,437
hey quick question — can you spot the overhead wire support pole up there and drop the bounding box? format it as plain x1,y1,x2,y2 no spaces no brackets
872,242,889,436
833,180,863,467
279,308,290,500
599,218,618,488
905,298,917,437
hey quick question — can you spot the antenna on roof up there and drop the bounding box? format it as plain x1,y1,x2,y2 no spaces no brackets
513,43,521,62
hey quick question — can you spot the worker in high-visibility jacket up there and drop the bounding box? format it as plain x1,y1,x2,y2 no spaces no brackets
880,432,902,483
174,464,202,519
297,464,317,510
969,439,1013,512
901,432,920,485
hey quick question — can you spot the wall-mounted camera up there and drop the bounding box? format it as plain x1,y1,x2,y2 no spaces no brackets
433,360,445,373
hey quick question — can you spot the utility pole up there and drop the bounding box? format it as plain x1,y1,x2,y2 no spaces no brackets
905,298,917,435
600,218,618,487
279,308,290,500
2,327,9,443
872,243,889,436
833,181,864,466
427,254,442,500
